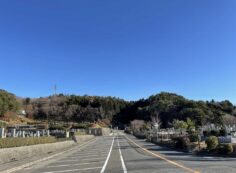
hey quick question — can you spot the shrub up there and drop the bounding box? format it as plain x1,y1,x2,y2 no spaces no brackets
233,144,236,153
210,130,220,137
189,133,199,142
49,124,66,130
218,144,233,154
203,131,210,137
205,136,219,151
172,136,190,150
133,131,146,139
219,129,227,136
224,144,233,154
0,137,58,148
0,120,7,128
124,129,132,134
72,123,91,129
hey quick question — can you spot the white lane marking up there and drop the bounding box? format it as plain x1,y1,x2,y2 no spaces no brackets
75,151,107,155
41,166,102,173
68,155,107,159
71,153,107,157
203,157,214,159
69,154,106,157
117,135,128,173
55,157,106,162
47,161,103,168
100,136,115,173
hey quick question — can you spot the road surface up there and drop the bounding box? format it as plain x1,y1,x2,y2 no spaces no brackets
15,132,236,173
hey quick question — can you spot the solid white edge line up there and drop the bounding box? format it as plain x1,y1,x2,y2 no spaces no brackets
117,134,127,173
100,136,115,173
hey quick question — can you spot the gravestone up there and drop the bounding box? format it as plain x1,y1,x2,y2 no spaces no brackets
36,131,40,137
11,128,16,137
66,131,70,138
22,131,25,138
0,128,6,138
47,130,50,136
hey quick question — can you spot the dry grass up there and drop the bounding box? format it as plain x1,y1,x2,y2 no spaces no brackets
0,137,58,148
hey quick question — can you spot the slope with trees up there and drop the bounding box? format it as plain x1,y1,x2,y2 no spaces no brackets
114,92,236,128
22,94,128,124
0,89,19,117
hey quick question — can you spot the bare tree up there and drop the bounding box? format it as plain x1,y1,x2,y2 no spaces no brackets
130,120,145,131
151,111,161,130
223,114,236,126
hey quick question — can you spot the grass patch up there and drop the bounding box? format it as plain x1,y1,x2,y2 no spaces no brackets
0,137,68,148
74,131,87,136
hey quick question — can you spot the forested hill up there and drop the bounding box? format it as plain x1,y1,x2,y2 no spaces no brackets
22,94,128,124
0,89,19,116
114,93,236,127
1,89,236,128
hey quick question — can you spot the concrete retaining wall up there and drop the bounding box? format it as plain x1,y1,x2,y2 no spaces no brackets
0,141,76,164
101,128,111,136
0,135,95,164
87,128,111,136
73,135,95,143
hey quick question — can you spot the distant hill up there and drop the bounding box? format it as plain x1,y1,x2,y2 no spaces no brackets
114,92,236,128
0,89,19,117
1,89,235,127
21,94,128,124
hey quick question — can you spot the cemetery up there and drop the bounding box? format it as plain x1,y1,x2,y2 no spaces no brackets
0,122,111,149
127,120,236,155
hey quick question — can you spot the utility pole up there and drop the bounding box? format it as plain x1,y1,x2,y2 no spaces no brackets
53,84,57,96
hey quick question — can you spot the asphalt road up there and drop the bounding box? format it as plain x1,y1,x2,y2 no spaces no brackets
15,132,236,173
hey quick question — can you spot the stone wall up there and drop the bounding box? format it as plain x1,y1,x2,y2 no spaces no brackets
87,128,111,136
0,135,95,164
73,135,95,143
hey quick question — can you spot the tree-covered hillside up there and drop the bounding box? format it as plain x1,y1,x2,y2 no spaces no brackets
1,89,235,128
114,92,236,128
0,89,19,117
22,94,128,123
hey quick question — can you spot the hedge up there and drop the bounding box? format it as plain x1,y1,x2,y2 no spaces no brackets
172,136,190,150
206,136,219,151
218,144,234,154
0,137,58,148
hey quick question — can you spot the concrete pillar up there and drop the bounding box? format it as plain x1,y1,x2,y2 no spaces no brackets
0,128,6,138
66,131,70,138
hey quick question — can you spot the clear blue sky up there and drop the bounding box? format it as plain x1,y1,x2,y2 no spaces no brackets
0,0,236,102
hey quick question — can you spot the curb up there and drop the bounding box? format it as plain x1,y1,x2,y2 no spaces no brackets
195,152,236,158
0,137,96,173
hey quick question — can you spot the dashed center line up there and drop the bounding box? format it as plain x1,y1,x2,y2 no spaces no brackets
100,136,115,173
117,135,127,173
